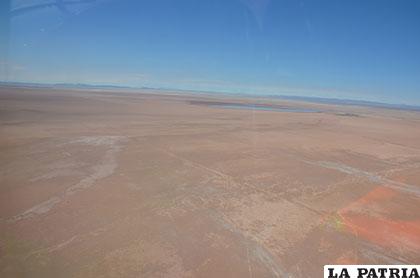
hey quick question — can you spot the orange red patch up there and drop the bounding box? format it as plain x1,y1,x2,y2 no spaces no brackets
335,186,420,252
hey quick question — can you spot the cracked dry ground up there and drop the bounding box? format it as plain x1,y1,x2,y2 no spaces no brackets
1,87,419,277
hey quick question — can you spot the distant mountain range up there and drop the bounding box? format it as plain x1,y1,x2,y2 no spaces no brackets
1,81,419,111
268,95,420,112
0,81,136,90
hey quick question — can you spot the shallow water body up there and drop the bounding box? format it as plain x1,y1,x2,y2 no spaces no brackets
214,103,321,113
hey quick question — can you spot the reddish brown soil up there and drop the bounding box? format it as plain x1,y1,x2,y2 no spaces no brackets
0,86,419,277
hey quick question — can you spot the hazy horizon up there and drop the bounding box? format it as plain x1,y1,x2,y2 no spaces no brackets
3,80,420,109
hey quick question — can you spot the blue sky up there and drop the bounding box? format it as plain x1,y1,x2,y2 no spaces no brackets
2,0,420,104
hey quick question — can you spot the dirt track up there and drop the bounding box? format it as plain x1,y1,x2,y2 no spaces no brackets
1,86,419,277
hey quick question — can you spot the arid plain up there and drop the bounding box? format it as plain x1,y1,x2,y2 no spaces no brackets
0,86,419,277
